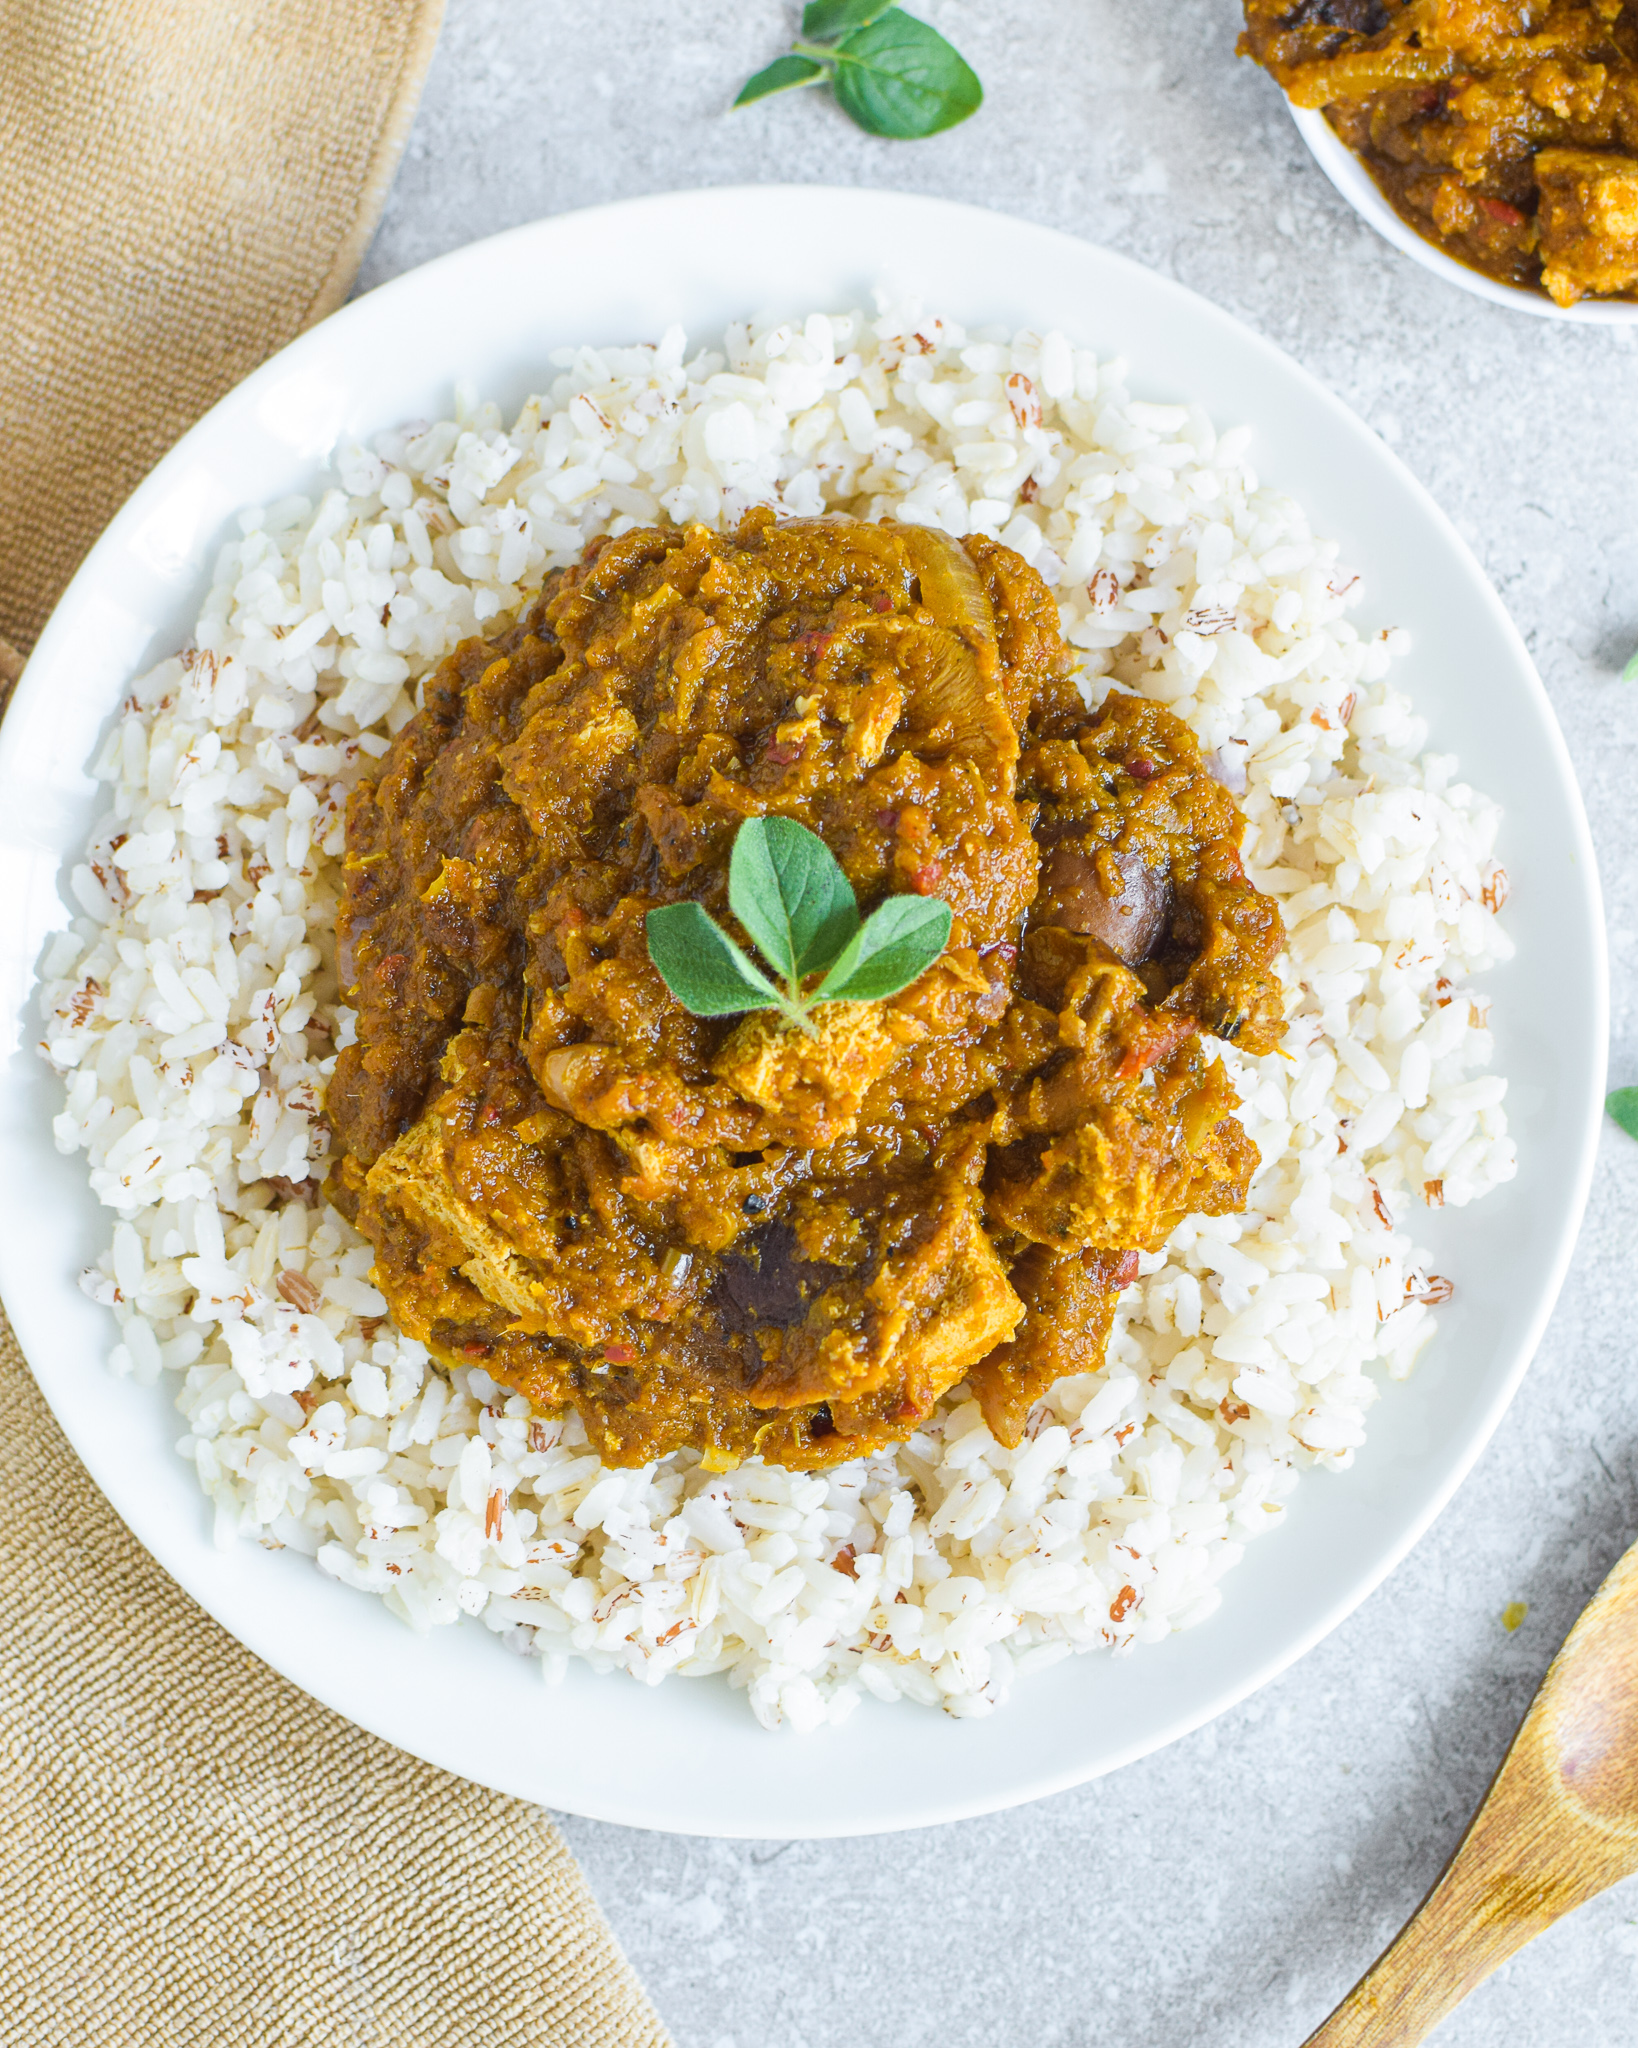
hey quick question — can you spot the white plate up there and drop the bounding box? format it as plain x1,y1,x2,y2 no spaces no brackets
0,187,1605,1838
1291,103,1638,323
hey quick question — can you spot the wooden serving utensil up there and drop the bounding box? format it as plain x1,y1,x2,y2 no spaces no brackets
1305,1536,1638,2046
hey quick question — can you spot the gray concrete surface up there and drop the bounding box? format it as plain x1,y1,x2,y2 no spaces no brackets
359,3,1638,2041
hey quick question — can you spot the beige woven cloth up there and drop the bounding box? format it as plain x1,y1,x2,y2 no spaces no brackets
0,1323,670,2046
1,0,434,658
0,6,672,2042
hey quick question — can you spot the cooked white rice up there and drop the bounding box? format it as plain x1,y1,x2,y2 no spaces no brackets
38,300,1515,1731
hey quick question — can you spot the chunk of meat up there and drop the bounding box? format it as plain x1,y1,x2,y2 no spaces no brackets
1022,691,1285,1050
710,1002,915,1147
1536,147,1638,306
967,1245,1128,1446
744,1178,1025,1416
500,675,640,847
987,1043,1258,1254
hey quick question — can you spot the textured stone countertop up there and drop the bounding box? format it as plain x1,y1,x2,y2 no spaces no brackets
359,3,1638,2040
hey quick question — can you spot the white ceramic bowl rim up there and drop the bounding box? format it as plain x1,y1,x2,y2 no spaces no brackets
1291,102,1638,322
0,186,1608,1837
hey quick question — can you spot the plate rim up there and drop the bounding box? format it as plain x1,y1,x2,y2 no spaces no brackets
1,184,1609,1837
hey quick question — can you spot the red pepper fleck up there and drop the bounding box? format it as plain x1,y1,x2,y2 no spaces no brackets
1126,756,1155,782
982,939,1019,965
766,740,801,766
910,862,944,894
1477,196,1526,226
377,951,408,981
871,592,893,613
460,1339,491,1359
1114,1013,1192,1082
875,809,899,832
603,1343,636,1365
1112,1249,1140,1289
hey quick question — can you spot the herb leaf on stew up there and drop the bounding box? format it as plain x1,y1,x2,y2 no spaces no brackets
647,817,951,1034
644,902,792,1021
812,891,953,1003
737,3,981,141
728,814,860,985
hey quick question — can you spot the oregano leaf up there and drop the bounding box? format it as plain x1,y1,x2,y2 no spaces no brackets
829,10,982,139
729,815,860,987
733,52,827,107
814,891,952,1003
1608,1086,1638,1140
646,902,787,1018
802,0,895,38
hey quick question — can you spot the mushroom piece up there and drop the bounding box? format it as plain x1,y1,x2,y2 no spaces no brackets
1034,841,1173,964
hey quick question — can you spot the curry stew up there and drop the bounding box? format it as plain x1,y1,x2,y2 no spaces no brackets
326,514,1285,1469
1241,1,1638,306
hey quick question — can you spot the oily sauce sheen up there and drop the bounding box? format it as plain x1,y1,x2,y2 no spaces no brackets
326,513,1285,1470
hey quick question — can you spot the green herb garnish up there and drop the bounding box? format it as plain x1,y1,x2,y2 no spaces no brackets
1624,647,1638,682
1608,1087,1638,1140
734,2,982,141
646,816,952,1035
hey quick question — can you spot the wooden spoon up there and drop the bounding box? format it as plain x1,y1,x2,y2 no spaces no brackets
1305,1536,1638,2045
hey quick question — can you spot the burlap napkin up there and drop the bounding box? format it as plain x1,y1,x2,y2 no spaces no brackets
0,6,672,2042
1,0,435,657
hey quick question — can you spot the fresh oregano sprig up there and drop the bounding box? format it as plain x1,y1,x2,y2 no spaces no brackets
1608,1086,1638,1140
734,1,982,141
646,816,952,1035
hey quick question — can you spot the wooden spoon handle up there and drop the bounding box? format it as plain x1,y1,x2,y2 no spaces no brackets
1310,1540,1638,2043
1302,1844,1546,2046
1305,1783,1625,2045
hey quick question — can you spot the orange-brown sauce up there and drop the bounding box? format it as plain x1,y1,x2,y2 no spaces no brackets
326,513,1284,1469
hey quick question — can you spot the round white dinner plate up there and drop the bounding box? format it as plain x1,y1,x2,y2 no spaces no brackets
0,187,1605,1838
1290,103,1638,323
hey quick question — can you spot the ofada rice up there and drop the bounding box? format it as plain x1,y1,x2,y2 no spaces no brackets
38,299,1515,1731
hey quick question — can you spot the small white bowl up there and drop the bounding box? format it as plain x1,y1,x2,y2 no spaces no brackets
1291,102,1638,323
